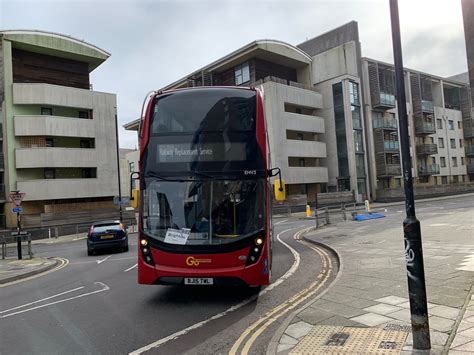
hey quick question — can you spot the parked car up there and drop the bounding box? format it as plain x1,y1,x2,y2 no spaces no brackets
87,220,128,255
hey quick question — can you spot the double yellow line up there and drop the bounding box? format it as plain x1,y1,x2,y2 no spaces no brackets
229,229,334,355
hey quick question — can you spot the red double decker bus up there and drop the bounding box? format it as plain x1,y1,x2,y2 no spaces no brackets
135,87,284,286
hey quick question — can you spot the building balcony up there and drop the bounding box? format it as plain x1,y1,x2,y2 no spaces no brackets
418,164,440,176
421,100,434,113
416,143,438,155
415,121,436,135
0,153,4,170
383,141,399,151
377,164,401,177
17,178,106,201
14,115,95,138
283,167,328,185
285,112,325,134
373,117,397,130
12,83,113,109
465,145,474,156
464,126,474,138
15,148,97,169
286,140,326,159
373,92,396,109
467,163,474,174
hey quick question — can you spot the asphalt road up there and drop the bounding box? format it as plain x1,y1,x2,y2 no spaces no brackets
0,217,333,355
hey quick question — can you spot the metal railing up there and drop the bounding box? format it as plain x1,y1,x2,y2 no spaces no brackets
416,143,438,155
415,121,436,135
418,164,440,175
384,140,400,150
421,100,434,113
465,145,474,156
379,92,396,107
373,117,397,129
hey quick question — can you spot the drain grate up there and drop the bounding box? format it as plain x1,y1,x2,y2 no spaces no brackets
290,325,409,354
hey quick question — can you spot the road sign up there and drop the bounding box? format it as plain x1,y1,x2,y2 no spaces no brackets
10,192,26,207
12,207,22,213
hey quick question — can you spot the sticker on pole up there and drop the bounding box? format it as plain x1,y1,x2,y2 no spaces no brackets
164,228,191,245
9,192,26,207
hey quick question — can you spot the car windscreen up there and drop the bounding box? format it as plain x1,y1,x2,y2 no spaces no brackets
93,224,121,233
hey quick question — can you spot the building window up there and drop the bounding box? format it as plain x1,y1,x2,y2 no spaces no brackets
448,120,454,130
386,153,400,165
438,138,444,148
44,168,55,179
453,175,459,183
450,139,456,149
129,162,134,172
234,62,250,85
461,157,465,165
41,107,53,115
45,138,54,147
452,157,457,167
396,178,402,187
458,121,462,129
348,81,360,105
80,139,92,148
354,130,364,153
440,157,446,167
442,176,448,185
459,139,463,148
299,158,305,167
434,176,438,185
297,133,304,140
82,168,97,178
437,119,442,129
78,110,90,119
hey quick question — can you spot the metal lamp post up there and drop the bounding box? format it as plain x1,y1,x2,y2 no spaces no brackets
389,0,431,349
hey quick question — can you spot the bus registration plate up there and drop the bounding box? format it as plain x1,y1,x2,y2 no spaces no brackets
184,278,213,285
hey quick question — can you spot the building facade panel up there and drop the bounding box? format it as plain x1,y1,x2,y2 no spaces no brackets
15,147,97,168
14,115,96,137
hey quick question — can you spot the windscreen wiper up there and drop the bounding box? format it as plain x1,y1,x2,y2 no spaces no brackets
189,171,214,179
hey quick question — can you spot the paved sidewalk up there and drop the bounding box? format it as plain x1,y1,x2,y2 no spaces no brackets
271,206,474,354
0,257,58,284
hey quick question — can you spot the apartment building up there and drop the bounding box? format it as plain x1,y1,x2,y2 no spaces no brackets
125,21,473,203
462,0,474,184
0,30,119,228
362,58,472,199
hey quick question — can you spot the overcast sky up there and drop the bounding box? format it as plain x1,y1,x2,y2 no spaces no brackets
1,0,468,149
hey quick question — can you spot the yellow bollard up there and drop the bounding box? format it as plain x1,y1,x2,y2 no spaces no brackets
306,204,311,217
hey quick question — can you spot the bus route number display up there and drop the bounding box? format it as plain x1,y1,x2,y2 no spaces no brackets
164,228,191,245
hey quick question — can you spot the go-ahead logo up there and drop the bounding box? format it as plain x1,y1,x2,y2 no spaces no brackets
186,256,212,266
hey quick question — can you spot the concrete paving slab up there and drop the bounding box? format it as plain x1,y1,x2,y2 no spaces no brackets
452,340,474,352
297,307,335,325
428,315,456,333
450,334,473,349
458,327,474,340
349,313,393,327
363,303,404,315
387,309,412,323
277,344,294,353
284,321,313,340
279,334,298,345
429,305,461,320
375,295,408,305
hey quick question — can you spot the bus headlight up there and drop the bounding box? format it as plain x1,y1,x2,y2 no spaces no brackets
141,239,148,246
246,236,264,266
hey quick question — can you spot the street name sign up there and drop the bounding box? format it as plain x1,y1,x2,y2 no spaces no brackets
12,207,23,213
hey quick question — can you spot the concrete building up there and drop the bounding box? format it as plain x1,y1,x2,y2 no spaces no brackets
0,30,119,228
362,58,471,200
125,21,473,203
462,0,474,183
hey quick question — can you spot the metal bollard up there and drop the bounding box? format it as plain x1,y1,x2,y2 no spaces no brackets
315,208,319,228
342,203,346,221
325,207,330,225
27,235,32,259
1,242,5,259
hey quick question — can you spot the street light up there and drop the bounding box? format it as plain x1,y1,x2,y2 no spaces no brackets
114,113,123,222
389,0,431,350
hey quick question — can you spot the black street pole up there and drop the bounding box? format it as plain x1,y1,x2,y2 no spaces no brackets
17,211,22,260
114,113,123,222
389,0,430,349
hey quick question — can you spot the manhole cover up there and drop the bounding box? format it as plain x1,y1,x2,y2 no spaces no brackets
290,325,409,354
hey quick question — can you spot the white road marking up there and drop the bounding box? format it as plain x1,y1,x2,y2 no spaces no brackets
428,223,449,227
0,282,110,319
0,286,84,314
96,255,112,264
457,253,474,272
129,227,303,355
274,219,288,225
124,263,138,272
